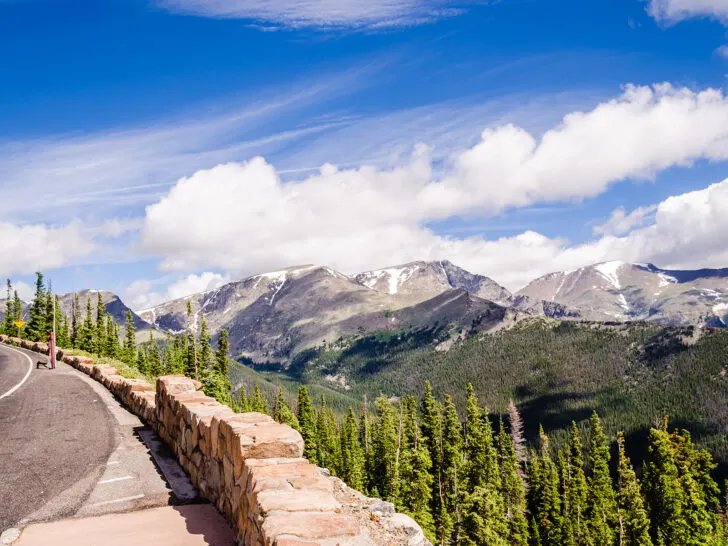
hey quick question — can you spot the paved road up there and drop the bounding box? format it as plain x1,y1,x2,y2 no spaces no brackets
0,345,118,533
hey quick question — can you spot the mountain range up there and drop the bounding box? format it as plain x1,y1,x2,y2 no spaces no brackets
4,260,727,361
135,259,728,364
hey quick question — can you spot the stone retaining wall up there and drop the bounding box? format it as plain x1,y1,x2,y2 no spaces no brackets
0,336,430,546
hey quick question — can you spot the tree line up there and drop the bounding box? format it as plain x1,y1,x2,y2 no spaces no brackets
249,382,727,546
1,274,234,407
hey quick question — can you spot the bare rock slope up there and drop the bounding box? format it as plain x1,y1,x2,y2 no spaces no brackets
517,261,728,325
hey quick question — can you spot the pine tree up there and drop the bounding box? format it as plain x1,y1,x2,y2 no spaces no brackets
340,408,365,491
147,330,162,377
441,394,464,545
643,424,686,545
563,422,588,545
398,396,436,540
421,381,447,542
668,426,719,544
371,395,400,503
272,388,299,430
80,296,94,352
184,301,198,380
198,315,212,380
12,291,22,336
95,292,105,353
3,279,14,335
508,399,527,464
359,398,372,494
616,432,652,546
236,385,253,410
215,329,230,376
122,310,136,364
316,395,340,474
70,293,80,348
499,419,529,546
585,412,618,546
461,384,507,545
296,386,318,464
252,385,267,413
528,426,562,546
26,272,47,341
135,344,149,374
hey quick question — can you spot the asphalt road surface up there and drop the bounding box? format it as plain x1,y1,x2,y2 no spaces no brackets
0,344,116,533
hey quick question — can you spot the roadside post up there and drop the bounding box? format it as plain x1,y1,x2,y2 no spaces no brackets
50,295,56,369
13,320,25,338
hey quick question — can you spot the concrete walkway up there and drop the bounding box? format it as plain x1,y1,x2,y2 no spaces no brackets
12,505,234,546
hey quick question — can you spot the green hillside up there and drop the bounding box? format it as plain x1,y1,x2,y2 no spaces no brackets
246,318,728,467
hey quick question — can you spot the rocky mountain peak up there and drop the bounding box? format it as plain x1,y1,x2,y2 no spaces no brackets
355,260,511,305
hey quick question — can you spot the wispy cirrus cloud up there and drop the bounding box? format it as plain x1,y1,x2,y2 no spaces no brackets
155,0,481,29
0,68,368,223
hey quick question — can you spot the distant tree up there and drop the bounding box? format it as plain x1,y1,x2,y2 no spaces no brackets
214,329,230,377
25,272,47,341
95,292,105,352
272,387,299,430
198,315,212,380
235,384,250,413
70,293,80,348
3,279,15,335
147,330,162,377
122,310,136,364
79,296,94,352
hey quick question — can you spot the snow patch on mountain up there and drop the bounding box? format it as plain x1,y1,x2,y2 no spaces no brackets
658,272,678,287
595,261,625,289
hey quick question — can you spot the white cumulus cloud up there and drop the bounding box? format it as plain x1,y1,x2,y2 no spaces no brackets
124,272,229,310
0,222,96,278
138,84,728,289
648,0,728,23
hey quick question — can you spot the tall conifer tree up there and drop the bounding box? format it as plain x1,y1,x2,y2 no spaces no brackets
563,422,588,545
398,396,436,540
498,420,529,546
528,426,562,546
616,432,652,546
296,386,318,464
122,310,136,363
26,272,47,341
340,408,365,491
585,412,618,546
3,279,14,335
440,394,464,545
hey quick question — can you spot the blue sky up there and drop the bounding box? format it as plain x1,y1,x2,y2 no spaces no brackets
1,0,728,307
